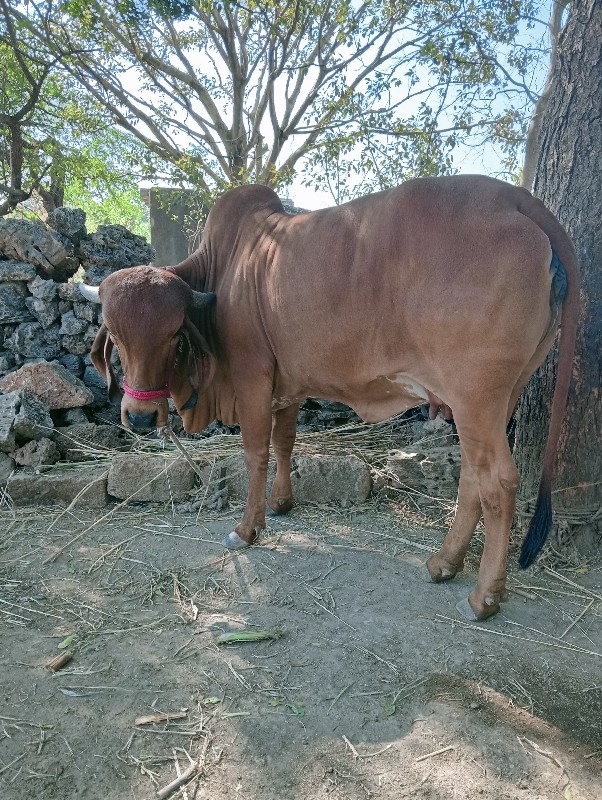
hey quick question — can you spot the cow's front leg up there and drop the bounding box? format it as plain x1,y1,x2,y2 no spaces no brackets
223,388,273,550
267,402,300,516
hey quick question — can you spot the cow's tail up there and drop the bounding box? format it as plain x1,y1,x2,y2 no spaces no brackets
515,190,580,568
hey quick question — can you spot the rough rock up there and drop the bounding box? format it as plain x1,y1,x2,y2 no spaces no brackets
62,324,99,357
387,445,461,499
0,451,15,482
82,362,111,406
57,282,82,301
53,423,129,461
0,218,74,277
79,225,155,284
298,398,360,429
57,354,84,378
0,352,14,372
13,437,60,467
107,453,196,501
72,300,97,323
292,454,372,503
4,322,61,360
0,261,37,281
59,311,88,336
0,361,94,409
223,453,372,505
54,407,89,426
25,296,60,328
411,414,457,445
0,393,16,450
7,465,108,508
46,207,87,245
13,390,54,442
27,275,58,300
0,281,31,324
0,390,54,451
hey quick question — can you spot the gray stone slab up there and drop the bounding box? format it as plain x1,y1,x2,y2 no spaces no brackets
108,453,196,501
222,453,372,505
6,465,108,508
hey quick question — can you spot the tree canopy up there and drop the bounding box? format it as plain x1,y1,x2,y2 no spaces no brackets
7,0,548,206
0,0,154,229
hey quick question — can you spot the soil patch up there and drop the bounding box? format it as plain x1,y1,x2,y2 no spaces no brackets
1,499,600,799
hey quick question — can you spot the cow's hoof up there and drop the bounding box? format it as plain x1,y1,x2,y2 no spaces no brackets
222,532,253,550
456,594,500,621
422,564,456,583
267,497,293,517
425,555,459,582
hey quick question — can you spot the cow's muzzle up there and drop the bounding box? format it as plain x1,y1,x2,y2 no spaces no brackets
127,410,158,430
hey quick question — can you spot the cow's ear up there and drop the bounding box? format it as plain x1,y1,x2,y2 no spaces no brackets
182,317,216,395
90,323,122,405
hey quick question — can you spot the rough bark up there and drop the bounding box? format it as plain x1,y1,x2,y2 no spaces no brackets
514,0,602,554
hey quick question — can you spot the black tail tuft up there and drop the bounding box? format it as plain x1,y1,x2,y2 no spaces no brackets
519,491,553,569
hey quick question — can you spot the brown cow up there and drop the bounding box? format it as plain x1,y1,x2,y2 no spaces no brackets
80,175,579,621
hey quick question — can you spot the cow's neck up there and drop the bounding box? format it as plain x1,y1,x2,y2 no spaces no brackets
171,249,215,293
177,365,238,434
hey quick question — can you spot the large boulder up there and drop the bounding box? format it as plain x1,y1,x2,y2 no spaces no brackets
0,361,94,409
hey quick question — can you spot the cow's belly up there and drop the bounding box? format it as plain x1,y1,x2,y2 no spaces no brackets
271,370,432,423
348,373,430,424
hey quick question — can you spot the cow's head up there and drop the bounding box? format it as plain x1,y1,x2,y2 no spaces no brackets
81,266,217,431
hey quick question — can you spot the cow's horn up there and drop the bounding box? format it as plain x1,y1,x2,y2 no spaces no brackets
190,290,216,309
79,283,101,303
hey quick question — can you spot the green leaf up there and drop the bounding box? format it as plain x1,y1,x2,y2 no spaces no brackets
383,701,396,717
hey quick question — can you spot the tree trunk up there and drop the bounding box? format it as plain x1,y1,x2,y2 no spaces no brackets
514,0,602,555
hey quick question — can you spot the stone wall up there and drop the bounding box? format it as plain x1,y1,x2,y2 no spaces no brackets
0,208,154,379
0,209,156,477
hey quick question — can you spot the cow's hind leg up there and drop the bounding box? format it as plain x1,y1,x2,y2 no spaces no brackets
452,408,519,620
426,445,482,581
267,403,300,516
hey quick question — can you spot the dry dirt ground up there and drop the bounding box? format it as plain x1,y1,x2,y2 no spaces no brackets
1,495,601,800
